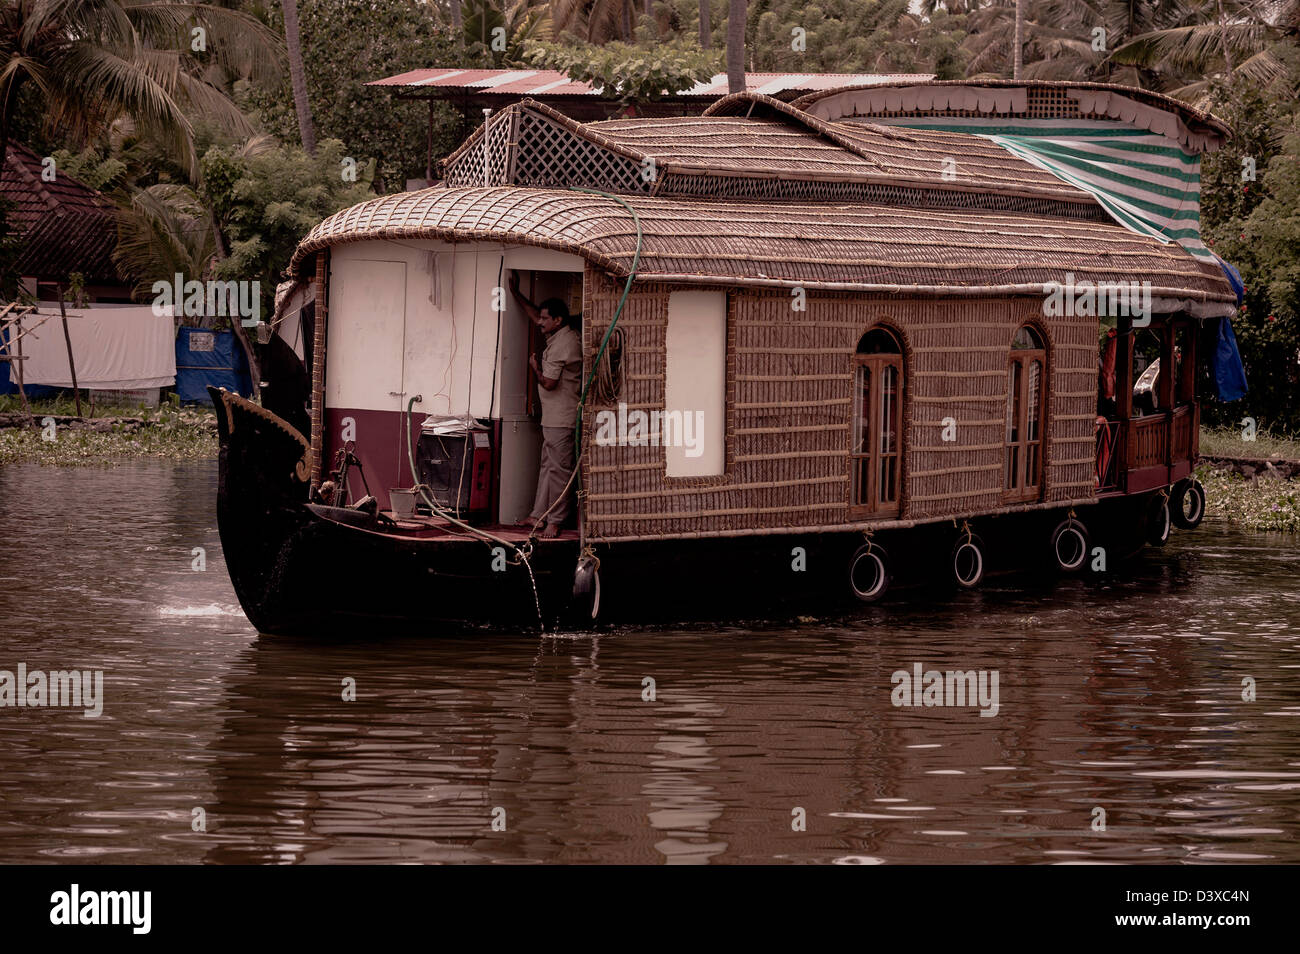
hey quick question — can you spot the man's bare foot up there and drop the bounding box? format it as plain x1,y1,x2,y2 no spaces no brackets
539,523,561,539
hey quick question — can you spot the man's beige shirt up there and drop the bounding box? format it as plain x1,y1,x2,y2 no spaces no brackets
539,325,582,428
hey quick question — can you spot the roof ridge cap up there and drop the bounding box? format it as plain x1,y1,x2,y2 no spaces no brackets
790,79,1231,140
702,91,914,142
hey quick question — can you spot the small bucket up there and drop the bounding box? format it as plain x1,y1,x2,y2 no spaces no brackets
389,488,418,520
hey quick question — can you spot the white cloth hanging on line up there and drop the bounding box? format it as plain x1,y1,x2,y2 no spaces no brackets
19,302,177,389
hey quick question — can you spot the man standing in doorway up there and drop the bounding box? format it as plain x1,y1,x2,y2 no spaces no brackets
509,272,582,538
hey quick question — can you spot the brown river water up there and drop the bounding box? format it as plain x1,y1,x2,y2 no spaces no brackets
1,460,1297,865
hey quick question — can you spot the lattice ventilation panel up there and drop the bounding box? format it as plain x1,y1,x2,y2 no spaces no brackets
444,107,651,194
847,87,1086,122
444,109,517,187
513,110,651,194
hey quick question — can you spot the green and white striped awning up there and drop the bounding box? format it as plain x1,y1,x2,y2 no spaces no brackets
880,118,1214,262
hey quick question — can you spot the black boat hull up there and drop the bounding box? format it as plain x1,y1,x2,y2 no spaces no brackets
210,388,1167,635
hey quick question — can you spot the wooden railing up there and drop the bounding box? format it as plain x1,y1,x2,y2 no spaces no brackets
1171,404,1195,460
1095,403,1198,495
1129,414,1169,469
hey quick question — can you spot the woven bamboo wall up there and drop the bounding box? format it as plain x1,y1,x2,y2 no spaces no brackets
580,268,1098,540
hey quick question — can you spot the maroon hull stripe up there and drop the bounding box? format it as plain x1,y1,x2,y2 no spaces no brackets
323,408,424,509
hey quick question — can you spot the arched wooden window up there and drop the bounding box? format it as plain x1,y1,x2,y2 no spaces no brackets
851,328,903,517
1005,325,1046,501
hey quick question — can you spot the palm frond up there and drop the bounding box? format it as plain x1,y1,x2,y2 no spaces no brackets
47,41,197,177
122,1,285,84
112,181,218,297
1111,22,1271,72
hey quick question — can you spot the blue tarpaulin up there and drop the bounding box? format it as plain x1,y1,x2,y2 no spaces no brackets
1213,316,1249,402
0,325,58,398
1216,255,1245,302
175,327,252,403
1211,256,1248,402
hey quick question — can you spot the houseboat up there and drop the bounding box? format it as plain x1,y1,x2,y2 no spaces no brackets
211,79,1244,634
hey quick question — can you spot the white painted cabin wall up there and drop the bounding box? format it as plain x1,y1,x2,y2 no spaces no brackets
325,240,584,523
327,241,582,420
326,255,406,413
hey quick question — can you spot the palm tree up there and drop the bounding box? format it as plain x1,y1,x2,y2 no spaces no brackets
700,0,711,48
1014,0,1025,78
551,0,637,42
726,0,745,93
113,177,270,392
1109,0,1295,100
282,0,316,155
462,0,552,63
113,184,220,303
0,0,282,180
965,0,1147,83
981,0,1295,97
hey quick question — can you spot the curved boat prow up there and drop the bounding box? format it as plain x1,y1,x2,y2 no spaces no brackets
208,387,314,632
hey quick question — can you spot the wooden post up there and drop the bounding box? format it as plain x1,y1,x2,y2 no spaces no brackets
426,98,435,184
1,306,33,421
1158,318,1176,412
1116,316,1134,490
1178,319,1197,403
1116,316,1134,421
1160,318,1176,480
309,251,329,490
229,308,262,401
1186,323,1199,459
13,311,32,422
57,288,81,417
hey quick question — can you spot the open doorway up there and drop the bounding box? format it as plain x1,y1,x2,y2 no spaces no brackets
495,266,584,531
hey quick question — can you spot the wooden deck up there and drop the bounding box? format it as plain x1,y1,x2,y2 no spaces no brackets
383,512,580,542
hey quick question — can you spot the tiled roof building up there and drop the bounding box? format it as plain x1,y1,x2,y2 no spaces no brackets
1,142,125,295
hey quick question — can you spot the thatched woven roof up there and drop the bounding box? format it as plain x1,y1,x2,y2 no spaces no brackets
289,185,1232,305
441,97,1097,209
588,110,1088,200
781,80,1230,153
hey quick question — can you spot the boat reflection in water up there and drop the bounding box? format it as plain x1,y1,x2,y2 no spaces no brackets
200,546,1298,864
1,461,1295,865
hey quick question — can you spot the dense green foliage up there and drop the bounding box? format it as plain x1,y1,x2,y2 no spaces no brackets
1203,134,1300,434
240,0,466,192
527,26,721,101
1198,55,1300,434
203,137,375,315
745,0,969,77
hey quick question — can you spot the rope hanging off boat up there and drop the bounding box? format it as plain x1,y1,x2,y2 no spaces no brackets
403,396,544,628
570,187,643,456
